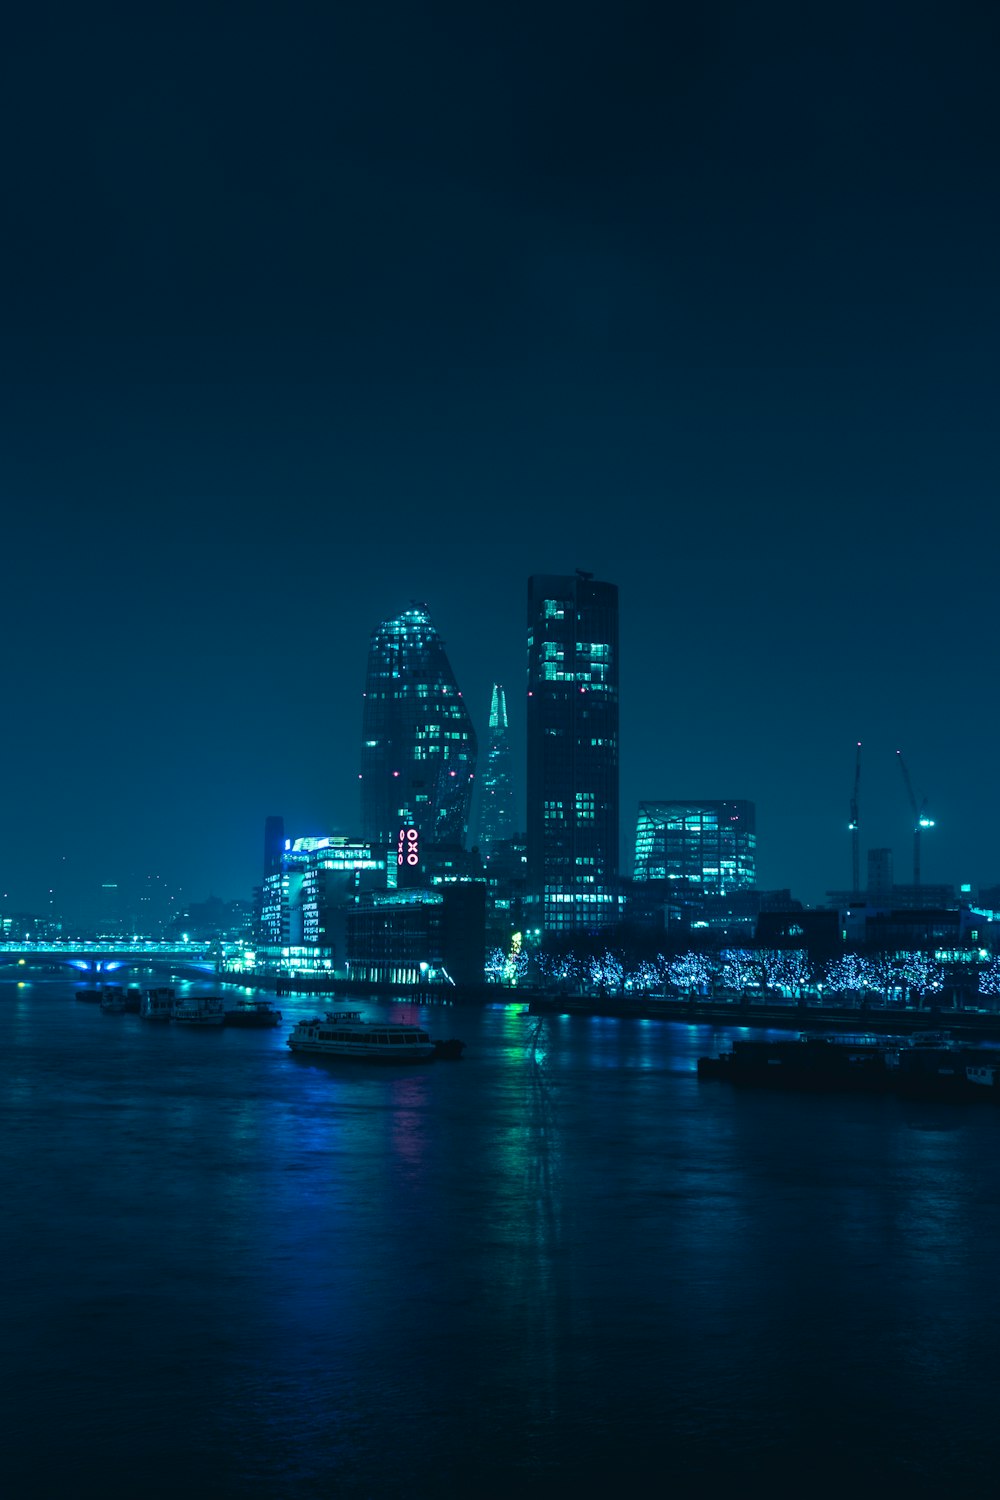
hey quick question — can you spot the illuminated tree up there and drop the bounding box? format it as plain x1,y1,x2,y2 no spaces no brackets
667,952,713,993
537,952,584,991
721,949,760,992
601,951,625,993
868,952,902,1006
629,959,660,993
823,953,874,997
979,958,1000,997
764,949,813,997
485,947,506,983
502,932,529,986
898,951,945,1001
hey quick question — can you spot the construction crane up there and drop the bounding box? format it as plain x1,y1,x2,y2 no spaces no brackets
848,742,861,897
896,749,935,887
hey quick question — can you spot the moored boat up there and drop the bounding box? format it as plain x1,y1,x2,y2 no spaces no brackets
140,987,175,1021
172,995,226,1027
99,987,127,1014
287,1010,439,1062
698,1031,1000,1103
894,1039,1000,1102
224,997,283,1028
697,1033,893,1095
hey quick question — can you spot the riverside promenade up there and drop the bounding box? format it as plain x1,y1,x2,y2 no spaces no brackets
526,990,1000,1040
222,969,1000,1040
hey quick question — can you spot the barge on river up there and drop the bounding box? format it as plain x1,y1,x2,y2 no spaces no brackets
698,1032,1000,1102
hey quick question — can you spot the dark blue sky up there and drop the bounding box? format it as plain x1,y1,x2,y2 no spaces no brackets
2,1,998,918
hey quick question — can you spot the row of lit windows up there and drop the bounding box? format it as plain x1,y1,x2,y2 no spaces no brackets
543,891,617,903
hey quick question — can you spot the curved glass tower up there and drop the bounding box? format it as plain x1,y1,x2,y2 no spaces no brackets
360,605,478,852
476,683,515,862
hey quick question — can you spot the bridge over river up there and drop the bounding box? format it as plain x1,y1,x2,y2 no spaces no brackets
0,941,215,977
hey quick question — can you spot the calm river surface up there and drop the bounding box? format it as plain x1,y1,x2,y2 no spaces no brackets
3,976,1000,1498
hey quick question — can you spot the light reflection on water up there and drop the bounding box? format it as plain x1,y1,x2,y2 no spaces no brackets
3,979,1000,1496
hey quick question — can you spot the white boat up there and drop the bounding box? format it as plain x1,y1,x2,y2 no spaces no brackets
140,987,175,1021
287,1010,437,1062
172,996,225,1027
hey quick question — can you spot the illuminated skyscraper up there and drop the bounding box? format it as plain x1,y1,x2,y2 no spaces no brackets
475,683,515,862
360,604,478,855
526,572,619,931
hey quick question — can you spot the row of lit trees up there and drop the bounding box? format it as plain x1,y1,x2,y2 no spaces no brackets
484,945,986,1004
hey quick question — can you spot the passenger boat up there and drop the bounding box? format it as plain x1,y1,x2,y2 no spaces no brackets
287,1010,439,1062
223,997,283,1028
172,996,226,1027
75,987,103,1003
99,987,127,1014
140,987,175,1021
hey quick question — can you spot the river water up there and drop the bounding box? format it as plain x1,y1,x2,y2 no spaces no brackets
3,976,999,1498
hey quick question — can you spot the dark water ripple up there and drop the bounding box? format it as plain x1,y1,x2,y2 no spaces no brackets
2,982,1000,1497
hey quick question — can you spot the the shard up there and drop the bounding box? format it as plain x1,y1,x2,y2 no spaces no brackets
476,683,515,862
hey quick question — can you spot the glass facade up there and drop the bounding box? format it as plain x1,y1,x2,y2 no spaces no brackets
360,605,478,854
527,573,619,931
258,835,387,963
632,801,756,894
475,683,515,863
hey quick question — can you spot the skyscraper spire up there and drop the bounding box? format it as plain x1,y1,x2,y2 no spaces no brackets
489,683,507,733
476,683,514,862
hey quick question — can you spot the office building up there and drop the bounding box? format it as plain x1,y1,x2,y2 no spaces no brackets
257,834,387,966
360,604,477,855
346,883,486,987
632,800,756,894
475,683,515,862
867,847,894,906
526,572,619,931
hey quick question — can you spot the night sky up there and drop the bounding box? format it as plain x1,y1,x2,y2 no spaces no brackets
2,1,998,920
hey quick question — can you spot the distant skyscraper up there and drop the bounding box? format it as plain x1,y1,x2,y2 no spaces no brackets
632,801,756,894
867,847,894,906
360,604,478,854
526,572,619,931
476,683,515,862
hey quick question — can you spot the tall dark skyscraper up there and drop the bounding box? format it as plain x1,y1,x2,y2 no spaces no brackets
526,572,619,931
360,604,478,854
263,815,285,876
475,683,515,863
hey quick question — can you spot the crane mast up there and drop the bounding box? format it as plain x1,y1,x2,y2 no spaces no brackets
848,742,861,897
896,749,934,888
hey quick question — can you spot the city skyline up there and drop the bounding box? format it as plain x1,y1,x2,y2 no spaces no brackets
2,566,994,926
2,3,999,918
